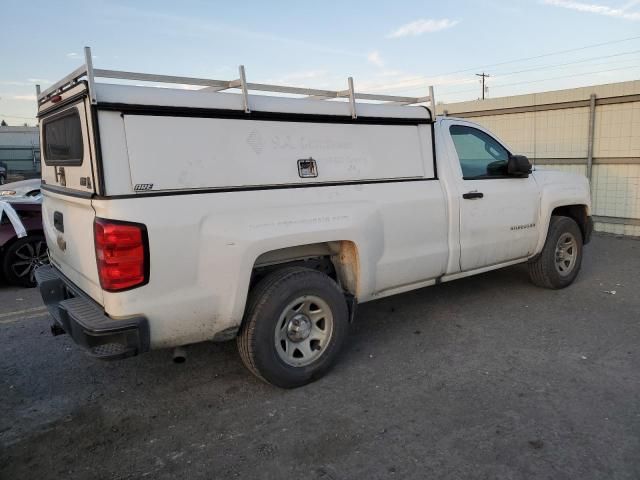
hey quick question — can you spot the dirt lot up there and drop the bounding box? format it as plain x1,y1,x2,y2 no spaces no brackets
1,234,639,480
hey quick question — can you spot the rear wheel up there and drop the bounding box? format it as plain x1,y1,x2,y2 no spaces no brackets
2,236,49,287
237,267,349,388
528,216,583,289
0,174,5,185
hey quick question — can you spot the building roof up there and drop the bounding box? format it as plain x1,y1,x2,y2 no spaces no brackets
0,126,38,133
0,127,39,148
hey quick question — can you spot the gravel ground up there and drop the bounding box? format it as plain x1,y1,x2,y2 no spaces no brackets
1,234,639,480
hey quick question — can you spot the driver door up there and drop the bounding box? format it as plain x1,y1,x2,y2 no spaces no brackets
448,121,540,271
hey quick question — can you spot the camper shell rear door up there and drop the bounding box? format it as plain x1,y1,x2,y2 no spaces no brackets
39,82,98,194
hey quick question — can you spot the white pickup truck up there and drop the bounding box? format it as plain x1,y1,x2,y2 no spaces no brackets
35,49,593,387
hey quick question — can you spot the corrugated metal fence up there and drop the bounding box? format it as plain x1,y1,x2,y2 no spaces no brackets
0,127,41,180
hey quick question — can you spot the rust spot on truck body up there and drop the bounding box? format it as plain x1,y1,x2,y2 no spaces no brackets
332,241,360,298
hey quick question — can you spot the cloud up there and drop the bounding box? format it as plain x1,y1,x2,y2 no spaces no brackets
66,52,98,61
377,70,404,77
0,79,50,88
279,70,327,81
11,95,37,101
543,0,640,20
174,85,205,91
103,4,363,59
367,51,384,67
0,81,30,86
387,18,459,38
267,70,331,86
356,70,477,95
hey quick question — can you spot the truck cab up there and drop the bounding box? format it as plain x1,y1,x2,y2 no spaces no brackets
436,117,592,276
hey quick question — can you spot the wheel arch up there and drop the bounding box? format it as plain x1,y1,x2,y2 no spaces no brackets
251,240,361,299
534,203,590,255
218,240,361,341
550,205,591,243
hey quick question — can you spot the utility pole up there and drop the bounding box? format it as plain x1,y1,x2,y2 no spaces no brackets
476,72,490,100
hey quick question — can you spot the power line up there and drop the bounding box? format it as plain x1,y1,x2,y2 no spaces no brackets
431,34,640,78
491,64,640,91
439,64,640,97
448,56,640,94
435,53,640,95
374,34,640,95
488,49,640,78
404,52,640,96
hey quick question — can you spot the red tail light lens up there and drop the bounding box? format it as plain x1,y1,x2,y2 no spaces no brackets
94,218,149,292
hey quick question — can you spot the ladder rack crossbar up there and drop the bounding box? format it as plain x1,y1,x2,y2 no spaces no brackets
95,69,231,89
246,83,340,98
37,47,436,115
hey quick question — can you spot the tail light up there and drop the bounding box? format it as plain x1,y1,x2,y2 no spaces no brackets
94,218,149,292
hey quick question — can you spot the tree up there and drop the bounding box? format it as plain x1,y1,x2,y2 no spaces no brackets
0,120,7,126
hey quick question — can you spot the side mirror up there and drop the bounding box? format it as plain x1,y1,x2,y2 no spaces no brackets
507,154,531,177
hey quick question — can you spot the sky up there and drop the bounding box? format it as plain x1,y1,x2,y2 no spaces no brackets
1,0,640,126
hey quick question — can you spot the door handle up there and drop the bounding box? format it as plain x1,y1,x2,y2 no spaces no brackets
53,211,64,232
462,191,484,199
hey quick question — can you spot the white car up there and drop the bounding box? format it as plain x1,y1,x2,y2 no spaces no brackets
35,50,593,387
0,178,41,198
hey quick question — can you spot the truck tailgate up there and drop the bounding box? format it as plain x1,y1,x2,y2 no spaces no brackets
41,189,103,305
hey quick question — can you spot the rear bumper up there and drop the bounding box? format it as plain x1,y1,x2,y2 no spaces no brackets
35,265,150,359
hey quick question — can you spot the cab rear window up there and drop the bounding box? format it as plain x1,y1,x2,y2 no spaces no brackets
43,109,84,166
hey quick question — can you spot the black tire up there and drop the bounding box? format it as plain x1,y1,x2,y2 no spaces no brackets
237,266,349,388
528,216,583,289
2,235,49,287
0,174,5,185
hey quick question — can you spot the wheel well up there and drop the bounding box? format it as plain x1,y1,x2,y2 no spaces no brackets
551,205,589,240
251,241,360,298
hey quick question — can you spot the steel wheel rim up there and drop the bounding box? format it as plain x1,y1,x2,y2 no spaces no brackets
274,295,334,367
554,233,578,277
11,240,48,283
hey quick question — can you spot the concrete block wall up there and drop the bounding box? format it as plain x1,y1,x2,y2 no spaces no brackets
439,80,640,237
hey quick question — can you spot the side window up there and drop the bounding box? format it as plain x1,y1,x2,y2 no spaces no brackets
450,125,509,179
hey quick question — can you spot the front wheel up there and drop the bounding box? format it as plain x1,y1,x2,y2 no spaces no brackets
237,267,350,388
528,216,583,289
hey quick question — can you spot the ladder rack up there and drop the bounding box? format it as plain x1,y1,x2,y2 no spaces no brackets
37,47,436,119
